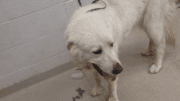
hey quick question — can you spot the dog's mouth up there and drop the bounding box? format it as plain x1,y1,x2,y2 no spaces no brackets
92,63,109,77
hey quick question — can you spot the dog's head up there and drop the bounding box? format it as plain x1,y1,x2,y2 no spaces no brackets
65,6,123,76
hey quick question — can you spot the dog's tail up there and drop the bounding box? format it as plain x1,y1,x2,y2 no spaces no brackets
164,0,178,46
78,0,100,6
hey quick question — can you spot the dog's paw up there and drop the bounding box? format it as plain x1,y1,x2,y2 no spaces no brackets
108,97,119,101
149,64,162,74
90,86,103,97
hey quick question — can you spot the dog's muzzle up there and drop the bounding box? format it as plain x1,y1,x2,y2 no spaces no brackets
92,63,123,77
112,63,123,75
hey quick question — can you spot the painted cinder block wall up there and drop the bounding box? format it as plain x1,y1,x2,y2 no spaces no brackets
0,0,93,90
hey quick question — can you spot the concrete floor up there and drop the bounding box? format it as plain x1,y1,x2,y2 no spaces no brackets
1,9,180,101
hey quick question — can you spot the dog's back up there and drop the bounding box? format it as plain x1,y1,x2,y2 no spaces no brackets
143,0,177,46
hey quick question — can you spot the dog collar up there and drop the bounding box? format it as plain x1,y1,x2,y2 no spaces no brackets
86,0,106,13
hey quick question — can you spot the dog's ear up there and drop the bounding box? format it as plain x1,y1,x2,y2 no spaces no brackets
67,41,74,50
65,34,74,51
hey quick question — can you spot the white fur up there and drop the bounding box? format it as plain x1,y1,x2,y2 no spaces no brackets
65,0,177,101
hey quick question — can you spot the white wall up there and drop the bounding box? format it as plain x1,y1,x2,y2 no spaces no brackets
0,0,93,90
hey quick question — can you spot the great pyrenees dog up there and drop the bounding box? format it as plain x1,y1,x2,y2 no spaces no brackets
65,0,177,101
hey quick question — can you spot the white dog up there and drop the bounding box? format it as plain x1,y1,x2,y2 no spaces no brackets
65,0,177,101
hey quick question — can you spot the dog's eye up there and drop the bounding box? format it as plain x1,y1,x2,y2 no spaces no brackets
93,49,102,54
110,43,113,47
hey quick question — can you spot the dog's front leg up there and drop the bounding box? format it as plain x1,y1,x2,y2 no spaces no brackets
106,76,119,101
91,69,103,97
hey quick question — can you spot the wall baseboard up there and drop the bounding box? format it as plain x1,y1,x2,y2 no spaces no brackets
0,50,76,98
0,61,75,99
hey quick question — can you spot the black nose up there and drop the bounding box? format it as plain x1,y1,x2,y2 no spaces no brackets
112,63,123,75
